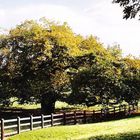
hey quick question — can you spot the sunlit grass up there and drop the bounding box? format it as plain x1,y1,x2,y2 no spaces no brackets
10,100,102,111
8,116,140,140
12,102,41,109
9,99,140,112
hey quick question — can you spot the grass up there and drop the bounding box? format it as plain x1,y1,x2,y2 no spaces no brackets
10,98,137,112
8,116,140,140
10,100,102,111
12,102,41,109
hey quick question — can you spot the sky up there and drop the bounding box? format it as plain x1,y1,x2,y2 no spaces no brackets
0,0,140,57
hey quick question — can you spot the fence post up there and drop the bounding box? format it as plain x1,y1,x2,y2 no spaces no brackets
132,104,135,112
100,109,103,120
84,110,86,123
1,119,4,140
63,112,66,125
107,107,109,114
41,114,44,128
124,105,126,115
51,113,54,126
74,111,77,124
113,107,116,117
137,104,139,112
128,105,131,115
104,109,107,120
17,117,20,134
119,105,121,112
30,115,33,130
92,110,95,122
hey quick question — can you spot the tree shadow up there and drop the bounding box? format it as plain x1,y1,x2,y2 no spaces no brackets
83,131,140,140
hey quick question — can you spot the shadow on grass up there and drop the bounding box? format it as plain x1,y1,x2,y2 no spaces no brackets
81,132,140,140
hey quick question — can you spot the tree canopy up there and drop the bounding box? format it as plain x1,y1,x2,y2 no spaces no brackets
0,18,140,114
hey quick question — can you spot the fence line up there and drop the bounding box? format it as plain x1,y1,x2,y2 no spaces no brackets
0,104,138,140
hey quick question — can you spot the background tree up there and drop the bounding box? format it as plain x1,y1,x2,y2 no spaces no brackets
69,54,123,107
107,44,122,59
121,57,140,105
68,40,140,107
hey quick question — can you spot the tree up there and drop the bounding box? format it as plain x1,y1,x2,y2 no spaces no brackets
0,48,12,106
69,54,124,107
1,19,112,113
1,18,140,114
113,0,140,19
121,57,140,105
107,44,122,60
0,19,83,114
68,42,140,107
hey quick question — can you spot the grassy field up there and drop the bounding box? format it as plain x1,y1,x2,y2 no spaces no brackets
8,116,140,140
11,101,103,111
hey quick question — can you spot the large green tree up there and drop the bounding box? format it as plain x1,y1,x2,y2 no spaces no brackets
0,19,84,114
0,19,104,114
0,18,140,114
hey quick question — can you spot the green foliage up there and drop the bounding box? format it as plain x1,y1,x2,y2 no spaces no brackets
69,54,123,106
107,44,122,60
121,58,140,104
0,18,140,113
0,19,80,113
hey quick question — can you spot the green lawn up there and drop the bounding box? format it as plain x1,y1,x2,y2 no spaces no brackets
11,100,102,111
8,116,140,140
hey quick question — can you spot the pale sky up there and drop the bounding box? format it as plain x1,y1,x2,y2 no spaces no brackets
0,0,140,57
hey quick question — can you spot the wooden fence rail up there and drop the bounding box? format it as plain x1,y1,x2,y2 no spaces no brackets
0,104,138,140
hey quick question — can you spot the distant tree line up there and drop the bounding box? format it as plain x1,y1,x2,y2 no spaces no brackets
0,18,140,114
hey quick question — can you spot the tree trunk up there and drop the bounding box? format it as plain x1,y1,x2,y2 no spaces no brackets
41,93,56,114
